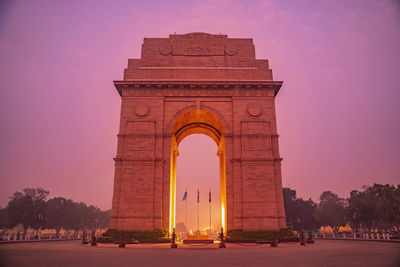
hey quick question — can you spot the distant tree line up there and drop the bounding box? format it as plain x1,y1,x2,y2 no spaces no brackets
284,183,400,234
1,184,398,236
0,188,110,237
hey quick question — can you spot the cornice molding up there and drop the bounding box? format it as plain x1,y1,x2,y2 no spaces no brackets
231,157,283,162
113,80,283,97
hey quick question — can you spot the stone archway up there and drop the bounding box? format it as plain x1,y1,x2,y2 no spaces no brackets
169,109,227,234
110,32,287,234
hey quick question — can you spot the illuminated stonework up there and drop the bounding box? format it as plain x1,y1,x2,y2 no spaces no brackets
110,33,286,233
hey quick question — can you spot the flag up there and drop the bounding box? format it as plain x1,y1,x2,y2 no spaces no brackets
197,189,199,203
182,190,187,201
209,189,211,203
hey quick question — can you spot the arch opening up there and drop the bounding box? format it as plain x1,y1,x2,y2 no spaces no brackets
169,110,227,236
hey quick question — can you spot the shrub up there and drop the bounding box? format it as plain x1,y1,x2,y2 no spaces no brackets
226,229,298,243
102,229,169,243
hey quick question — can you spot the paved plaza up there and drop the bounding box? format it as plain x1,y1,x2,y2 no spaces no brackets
0,239,399,267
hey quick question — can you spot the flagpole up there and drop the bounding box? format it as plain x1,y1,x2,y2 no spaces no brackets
185,188,188,233
209,189,211,237
197,189,199,233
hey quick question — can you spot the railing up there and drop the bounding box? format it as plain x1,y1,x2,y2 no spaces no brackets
0,233,80,242
315,232,396,241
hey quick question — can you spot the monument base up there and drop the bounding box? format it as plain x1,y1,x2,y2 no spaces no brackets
183,239,214,244
183,234,214,244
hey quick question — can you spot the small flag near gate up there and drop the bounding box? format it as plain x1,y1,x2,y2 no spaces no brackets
209,189,211,203
182,189,187,201
197,189,200,203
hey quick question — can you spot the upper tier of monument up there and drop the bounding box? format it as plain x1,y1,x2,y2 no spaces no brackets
123,32,274,81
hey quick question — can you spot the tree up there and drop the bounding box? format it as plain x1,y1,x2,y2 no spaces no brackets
5,188,49,235
347,184,400,233
371,184,399,231
283,187,297,229
314,191,346,235
3,187,111,236
0,206,6,228
45,199,110,235
45,197,69,237
347,190,364,233
98,209,111,229
395,185,400,230
283,187,319,231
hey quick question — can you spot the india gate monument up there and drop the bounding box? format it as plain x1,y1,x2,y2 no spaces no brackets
110,32,286,234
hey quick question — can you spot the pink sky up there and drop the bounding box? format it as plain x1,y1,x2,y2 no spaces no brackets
1,0,399,229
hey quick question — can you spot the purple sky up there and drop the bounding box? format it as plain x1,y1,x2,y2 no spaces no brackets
1,0,399,227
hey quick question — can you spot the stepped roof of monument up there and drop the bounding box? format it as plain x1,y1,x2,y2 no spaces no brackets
113,33,282,96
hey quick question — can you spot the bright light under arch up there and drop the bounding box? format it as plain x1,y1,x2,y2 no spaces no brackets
169,109,227,235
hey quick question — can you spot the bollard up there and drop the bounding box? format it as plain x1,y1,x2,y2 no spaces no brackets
118,236,126,248
38,233,41,240
343,233,345,239
82,231,87,244
170,228,178,248
90,230,97,246
219,227,226,248
271,230,278,247
306,232,314,244
7,234,10,241
118,235,125,248
300,230,306,246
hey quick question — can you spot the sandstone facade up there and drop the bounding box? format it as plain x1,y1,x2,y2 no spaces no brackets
110,32,286,232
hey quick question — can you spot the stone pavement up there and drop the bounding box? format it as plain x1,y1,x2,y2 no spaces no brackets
0,239,399,267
